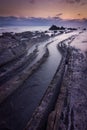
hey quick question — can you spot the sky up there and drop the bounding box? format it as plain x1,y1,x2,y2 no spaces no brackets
0,0,87,19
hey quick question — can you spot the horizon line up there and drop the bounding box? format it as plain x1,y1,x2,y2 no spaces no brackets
0,16,87,21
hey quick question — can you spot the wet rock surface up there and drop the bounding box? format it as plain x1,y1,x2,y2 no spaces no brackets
59,48,87,130
0,30,82,130
0,31,50,103
24,37,73,130
25,47,67,130
47,47,87,130
0,31,50,66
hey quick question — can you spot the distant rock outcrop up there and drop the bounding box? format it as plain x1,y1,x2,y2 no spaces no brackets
49,25,65,30
49,25,58,30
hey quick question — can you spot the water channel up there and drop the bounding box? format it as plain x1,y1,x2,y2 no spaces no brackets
0,31,79,130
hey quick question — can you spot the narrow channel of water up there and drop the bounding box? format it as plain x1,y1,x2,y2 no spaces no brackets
0,31,79,130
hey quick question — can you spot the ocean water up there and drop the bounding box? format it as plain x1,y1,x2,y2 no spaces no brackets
0,26,50,34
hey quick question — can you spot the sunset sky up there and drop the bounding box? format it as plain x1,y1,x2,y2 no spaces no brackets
0,0,87,19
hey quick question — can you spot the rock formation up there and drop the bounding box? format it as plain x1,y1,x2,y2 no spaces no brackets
47,47,87,130
49,25,65,31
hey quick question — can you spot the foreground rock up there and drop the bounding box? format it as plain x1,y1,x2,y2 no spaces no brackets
24,39,68,130
0,31,50,103
0,47,49,104
0,31,50,66
47,47,87,130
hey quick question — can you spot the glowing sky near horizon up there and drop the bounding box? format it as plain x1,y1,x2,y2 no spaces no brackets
0,0,87,19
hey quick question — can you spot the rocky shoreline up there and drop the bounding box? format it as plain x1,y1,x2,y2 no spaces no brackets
47,48,87,130
0,31,51,104
0,29,87,130
24,35,87,130
24,39,68,130
0,31,50,67
0,47,49,104
0,29,66,104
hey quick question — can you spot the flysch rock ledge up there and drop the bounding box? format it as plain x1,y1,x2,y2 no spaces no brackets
47,47,87,130
25,42,68,130
0,48,49,104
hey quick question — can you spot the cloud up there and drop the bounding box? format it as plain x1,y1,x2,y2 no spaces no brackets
81,2,87,6
55,13,63,17
77,13,81,16
66,0,87,5
82,18,87,21
28,0,35,4
66,0,80,4
52,17,62,20
81,2,85,5
75,0,80,3
51,13,63,20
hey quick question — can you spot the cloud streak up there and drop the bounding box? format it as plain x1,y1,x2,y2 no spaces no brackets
66,0,80,4
29,0,35,4
55,13,63,17
0,0,87,19
66,0,87,4
77,13,81,16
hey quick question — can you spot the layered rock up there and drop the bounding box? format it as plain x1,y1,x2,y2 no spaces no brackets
47,47,87,130
0,31,50,67
0,31,50,103
24,39,68,130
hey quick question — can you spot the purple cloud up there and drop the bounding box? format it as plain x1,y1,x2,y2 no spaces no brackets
55,13,63,17
66,0,87,4
66,0,80,4
29,0,35,4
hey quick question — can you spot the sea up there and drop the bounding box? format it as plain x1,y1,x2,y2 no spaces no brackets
0,26,50,35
